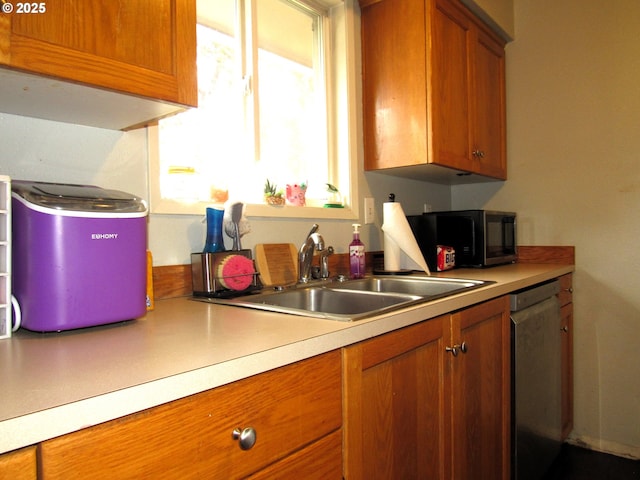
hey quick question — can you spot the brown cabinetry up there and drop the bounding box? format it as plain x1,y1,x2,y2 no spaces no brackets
558,274,574,439
0,446,37,480
360,0,506,180
448,295,511,479
343,315,447,479
343,296,511,479
39,351,342,479
0,0,197,129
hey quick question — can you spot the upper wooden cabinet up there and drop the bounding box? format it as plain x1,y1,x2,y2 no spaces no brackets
360,0,507,182
0,0,197,130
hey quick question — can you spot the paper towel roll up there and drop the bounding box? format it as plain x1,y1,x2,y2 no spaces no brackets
382,201,430,274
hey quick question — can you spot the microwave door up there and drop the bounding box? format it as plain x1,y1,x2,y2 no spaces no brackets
439,216,477,265
486,215,513,258
502,217,516,254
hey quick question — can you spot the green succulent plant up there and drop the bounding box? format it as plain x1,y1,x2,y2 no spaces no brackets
264,179,283,197
264,179,285,205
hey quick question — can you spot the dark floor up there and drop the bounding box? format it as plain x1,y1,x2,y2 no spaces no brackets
543,444,640,479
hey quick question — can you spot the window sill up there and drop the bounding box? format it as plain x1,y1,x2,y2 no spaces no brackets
246,203,357,220
150,198,358,220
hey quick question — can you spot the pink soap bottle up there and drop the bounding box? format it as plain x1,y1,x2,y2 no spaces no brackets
349,223,365,279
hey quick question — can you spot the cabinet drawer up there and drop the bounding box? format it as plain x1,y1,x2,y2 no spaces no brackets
558,274,573,306
248,429,342,479
40,351,341,480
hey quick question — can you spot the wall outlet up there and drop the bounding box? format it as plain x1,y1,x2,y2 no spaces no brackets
364,197,375,224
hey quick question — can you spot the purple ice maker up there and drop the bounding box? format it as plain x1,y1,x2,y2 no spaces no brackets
11,181,148,332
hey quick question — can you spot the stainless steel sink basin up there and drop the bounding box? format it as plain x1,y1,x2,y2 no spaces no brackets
211,287,423,321
200,275,492,321
333,276,488,299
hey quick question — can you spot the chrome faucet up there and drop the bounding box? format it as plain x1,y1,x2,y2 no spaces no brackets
299,224,324,283
319,246,334,279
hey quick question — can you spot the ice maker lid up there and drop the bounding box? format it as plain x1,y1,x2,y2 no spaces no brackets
11,181,147,215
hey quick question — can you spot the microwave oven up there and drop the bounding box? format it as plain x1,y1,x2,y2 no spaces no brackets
407,210,517,269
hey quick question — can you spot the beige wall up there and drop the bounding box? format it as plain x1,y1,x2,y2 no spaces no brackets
453,0,640,458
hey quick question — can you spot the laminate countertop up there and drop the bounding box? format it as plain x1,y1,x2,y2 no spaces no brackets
0,263,573,454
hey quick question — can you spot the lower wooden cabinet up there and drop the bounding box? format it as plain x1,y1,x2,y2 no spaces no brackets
448,296,511,480
343,296,511,479
39,351,342,479
343,315,447,478
0,446,37,480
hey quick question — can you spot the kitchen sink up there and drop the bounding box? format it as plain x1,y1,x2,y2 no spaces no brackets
209,287,423,321
201,275,491,321
332,276,488,299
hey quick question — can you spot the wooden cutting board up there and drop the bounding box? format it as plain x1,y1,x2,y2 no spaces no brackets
255,243,299,287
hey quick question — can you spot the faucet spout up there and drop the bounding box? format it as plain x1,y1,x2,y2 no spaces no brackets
299,224,324,283
319,246,334,279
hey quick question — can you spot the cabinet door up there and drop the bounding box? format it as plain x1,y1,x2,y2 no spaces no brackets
0,446,37,480
361,0,429,171
448,296,510,480
471,27,506,178
431,0,475,173
0,0,196,107
432,0,506,179
40,351,341,480
343,317,446,479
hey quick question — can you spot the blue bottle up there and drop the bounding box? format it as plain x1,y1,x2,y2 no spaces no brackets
204,207,225,253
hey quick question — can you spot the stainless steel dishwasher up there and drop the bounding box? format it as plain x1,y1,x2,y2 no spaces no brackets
511,280,562,480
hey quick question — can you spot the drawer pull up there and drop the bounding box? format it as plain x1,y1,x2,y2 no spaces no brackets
232,427,257,450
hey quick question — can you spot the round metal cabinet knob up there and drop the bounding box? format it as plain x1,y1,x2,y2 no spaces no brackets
445,342,468,357
232,426,257,450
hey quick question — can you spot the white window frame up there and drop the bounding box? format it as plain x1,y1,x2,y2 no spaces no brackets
148,0,359,221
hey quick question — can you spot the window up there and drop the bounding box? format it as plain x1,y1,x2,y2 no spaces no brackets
149,0,358,219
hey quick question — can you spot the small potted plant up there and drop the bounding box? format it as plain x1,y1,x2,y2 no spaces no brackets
323,183,344,208
264,179,285,206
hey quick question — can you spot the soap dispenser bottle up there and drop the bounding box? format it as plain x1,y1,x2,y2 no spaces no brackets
349,223,365,279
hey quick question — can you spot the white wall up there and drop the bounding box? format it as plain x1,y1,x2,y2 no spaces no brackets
453,0,640,458
0,110,450,265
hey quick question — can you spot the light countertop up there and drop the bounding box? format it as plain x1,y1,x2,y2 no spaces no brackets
0,263,573,454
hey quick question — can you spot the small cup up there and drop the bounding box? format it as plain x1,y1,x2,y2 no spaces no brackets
285,183,307,206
